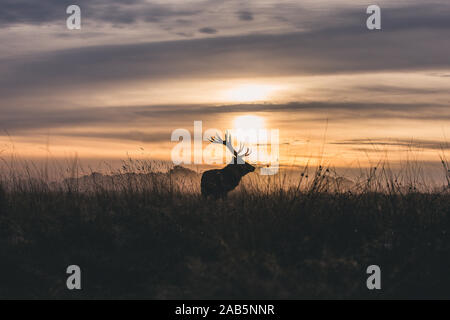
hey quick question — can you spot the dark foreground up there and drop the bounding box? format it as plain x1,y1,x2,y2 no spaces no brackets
0,186,449,299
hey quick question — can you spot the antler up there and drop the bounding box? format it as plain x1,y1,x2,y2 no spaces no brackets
209,132,251,159
208,132,227,146
235,142,251,157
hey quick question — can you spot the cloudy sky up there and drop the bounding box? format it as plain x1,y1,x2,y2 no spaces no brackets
0,0,449,169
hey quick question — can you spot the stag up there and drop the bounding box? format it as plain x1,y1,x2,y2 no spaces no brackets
201,132,255,199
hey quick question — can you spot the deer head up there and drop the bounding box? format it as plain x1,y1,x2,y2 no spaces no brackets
201,132,255,199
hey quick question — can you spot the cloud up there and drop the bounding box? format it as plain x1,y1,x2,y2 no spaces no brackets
0,0,449,127
237,11,253,21
1,23,449,101
1,3,449,82
430,73,450,78
1,1,448,32
175,32,194,38
0,0,201,26
1,101,448,133
356,85,444,95
56,130,170,143
133,102,450,123
332,138,450,151
198,27,218,34
382,4,450,31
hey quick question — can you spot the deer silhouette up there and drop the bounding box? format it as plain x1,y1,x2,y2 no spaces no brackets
201,132,255,199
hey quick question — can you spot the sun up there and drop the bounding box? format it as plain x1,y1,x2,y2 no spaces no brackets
233,115,266,145
225,84,274,102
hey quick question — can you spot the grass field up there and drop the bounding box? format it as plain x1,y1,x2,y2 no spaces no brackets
0,158,449,299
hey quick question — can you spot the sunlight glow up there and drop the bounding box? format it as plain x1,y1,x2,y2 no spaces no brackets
232,115,266,146
225,84,274,102
233,115,265,131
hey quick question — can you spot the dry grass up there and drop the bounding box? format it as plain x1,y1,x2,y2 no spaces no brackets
0,156,449,299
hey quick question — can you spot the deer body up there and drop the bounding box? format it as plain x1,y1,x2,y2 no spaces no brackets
201,132,255,199
201,162,255,199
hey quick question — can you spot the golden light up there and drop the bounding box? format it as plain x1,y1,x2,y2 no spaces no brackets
233,115,266,146
233,115,265,131
232,115,275,164
225,84,274,102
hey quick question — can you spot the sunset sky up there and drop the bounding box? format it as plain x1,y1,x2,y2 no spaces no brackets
0,0,449,170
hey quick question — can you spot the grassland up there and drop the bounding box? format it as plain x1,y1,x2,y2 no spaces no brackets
0,158,449,299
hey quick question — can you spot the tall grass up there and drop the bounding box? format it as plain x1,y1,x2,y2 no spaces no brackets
0,155,449,299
